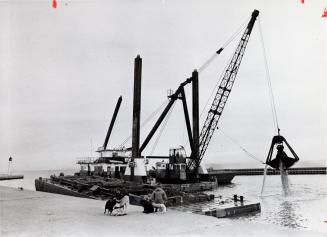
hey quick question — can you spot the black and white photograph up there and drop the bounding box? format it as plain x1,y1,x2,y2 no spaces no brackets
0,0,326,236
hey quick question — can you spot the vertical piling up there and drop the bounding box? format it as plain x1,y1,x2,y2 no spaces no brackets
103,96,122,150
131,55,142,181
192,70,199,178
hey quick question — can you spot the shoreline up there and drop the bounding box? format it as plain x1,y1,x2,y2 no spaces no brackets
1,185,326,236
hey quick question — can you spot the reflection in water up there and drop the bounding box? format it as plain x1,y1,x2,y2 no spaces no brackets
208,175,325,232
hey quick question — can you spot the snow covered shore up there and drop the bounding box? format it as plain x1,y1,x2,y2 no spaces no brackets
0,186,324,237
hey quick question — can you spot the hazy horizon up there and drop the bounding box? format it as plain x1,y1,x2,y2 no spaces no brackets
4,159,326,174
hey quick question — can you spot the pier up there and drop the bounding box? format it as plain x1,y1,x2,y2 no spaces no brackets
210,167,326,176
0,174,24,180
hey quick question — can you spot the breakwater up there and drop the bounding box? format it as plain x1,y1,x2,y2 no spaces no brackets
211,167,326,176
0,174,24,180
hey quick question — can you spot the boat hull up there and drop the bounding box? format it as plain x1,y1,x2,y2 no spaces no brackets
208,171,235,184
35,178,93,199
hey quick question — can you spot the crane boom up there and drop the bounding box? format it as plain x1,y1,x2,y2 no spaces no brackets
188,10,259,170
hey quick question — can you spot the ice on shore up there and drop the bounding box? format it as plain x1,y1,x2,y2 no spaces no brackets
1,186,325,237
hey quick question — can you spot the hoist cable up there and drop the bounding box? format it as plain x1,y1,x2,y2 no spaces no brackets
198,16,250,73
141,99,169,130
199,17,250,120
220,129,265,164
117,99,169,149
182,32,242,149
222,16,251,49
149,103,176,155
258,17,280,134
180,15,251,149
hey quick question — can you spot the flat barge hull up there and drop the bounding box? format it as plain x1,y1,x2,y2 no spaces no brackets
208,171,235,183
35,178,94,199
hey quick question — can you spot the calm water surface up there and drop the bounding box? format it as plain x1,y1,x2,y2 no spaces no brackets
0,169,77,191
1,170,326,233
207,175,327,233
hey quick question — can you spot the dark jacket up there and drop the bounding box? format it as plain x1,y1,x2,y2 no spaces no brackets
150,188,167,204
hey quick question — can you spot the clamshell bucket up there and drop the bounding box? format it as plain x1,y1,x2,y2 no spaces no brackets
265,135,299,170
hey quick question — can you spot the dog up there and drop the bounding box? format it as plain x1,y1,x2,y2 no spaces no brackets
104,198,117,215
140,199,154,214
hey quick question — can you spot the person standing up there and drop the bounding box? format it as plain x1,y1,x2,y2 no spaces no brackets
150,185,168,213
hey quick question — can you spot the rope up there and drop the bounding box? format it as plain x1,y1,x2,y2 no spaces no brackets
220,129,265,164
149,103,176,155
258,17,280,134
117,99,169,149
198,16,250,73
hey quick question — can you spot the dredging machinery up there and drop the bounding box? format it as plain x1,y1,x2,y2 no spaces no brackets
265,130,299,171
76,9,261,184
36,9,298,214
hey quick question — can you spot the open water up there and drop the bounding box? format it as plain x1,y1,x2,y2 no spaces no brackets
1,170,326,233
207,174,327,234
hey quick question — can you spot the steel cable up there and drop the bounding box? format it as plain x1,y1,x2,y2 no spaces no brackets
220,129,265,164
198,16,250,73
258,16,280,134
116,99,169,149
149,102,176,155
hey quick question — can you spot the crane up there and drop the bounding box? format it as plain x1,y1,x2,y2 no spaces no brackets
187,10,259,172
129,10,260,182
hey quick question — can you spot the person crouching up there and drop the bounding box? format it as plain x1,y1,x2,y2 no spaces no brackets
150,185,167,213
111,188,130,216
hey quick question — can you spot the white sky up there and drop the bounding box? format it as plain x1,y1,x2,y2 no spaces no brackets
0,0,326,171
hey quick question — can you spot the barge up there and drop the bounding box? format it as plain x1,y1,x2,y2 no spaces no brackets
35,174,260,218
35,174,217,207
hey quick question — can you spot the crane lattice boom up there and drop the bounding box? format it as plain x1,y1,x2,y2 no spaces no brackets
188,10,259,170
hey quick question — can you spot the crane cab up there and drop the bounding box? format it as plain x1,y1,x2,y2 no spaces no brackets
154,146,187,183
169,147,186,164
